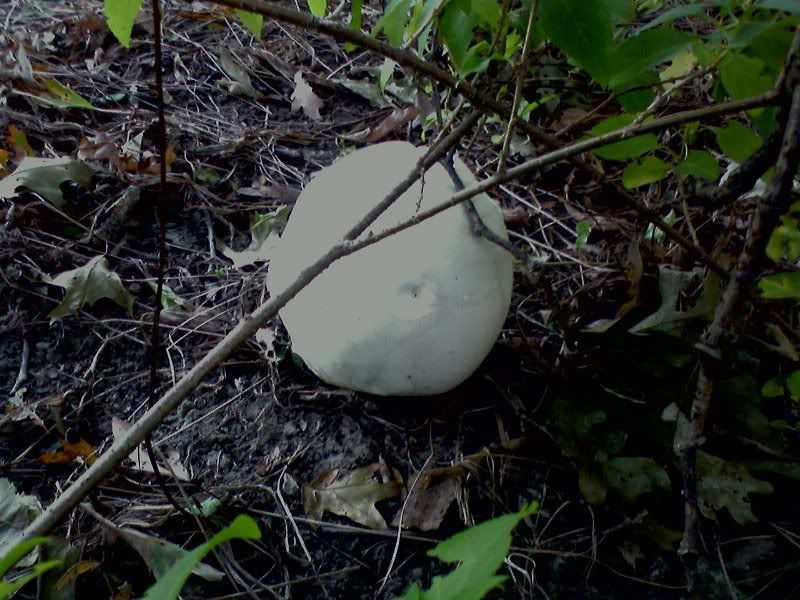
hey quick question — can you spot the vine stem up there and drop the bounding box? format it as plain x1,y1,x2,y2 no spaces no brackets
497,0,538,175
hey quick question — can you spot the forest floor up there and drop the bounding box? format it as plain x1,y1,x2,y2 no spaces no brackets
1,1,799,598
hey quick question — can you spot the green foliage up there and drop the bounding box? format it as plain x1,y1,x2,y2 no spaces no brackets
440,0,477,71
0,509,61,600
622,156,670,189
395,502,539,600
758,272,800,300
307,0,328,18
718,53,774,100
575,221,592,249
767,210,800,262
580,456,670,505
756,0,800,15
538,0,615,84
235,10,263,37
141,515,261,600
0,544,62,600
590,114,660,161
41,79,95,110
104,0,144,48
715,121,763,163
676,150,720,181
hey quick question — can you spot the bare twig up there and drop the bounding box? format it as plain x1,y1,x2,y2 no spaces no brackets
676,28,800,594
497,0,538,175
143,0,195,519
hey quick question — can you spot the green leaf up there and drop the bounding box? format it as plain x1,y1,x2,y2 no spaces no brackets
719,54,773,100
590,114,660,161
608,29,694,88
601,0,636,22
235,10,263,36
399,502,538,600
756,0,800,14
539,0,615,85
379,58,395,93
602,457,670,502
576,221,592,249
345,0,363,51
41,79,95,110
0,559,62,599
787,371,800,400
104,0,144,48
615,71,658,112
758,271,800,299
716,121,763,162
471,0,499,28
676,150,720,181
766,216,800,262
142,515,261,600
440,0,476,71
307,0,327,17
373,0,415,45
622,156,670,189
761,378,784,398
0,538,49,578
47,256,135,322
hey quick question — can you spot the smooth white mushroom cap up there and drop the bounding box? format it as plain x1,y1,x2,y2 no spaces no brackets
268,141,513,396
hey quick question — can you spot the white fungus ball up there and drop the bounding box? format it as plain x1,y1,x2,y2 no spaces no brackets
268,141,513,396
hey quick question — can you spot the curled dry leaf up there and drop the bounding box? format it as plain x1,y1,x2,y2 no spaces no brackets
39,438,97,465
7,125,35,163
302,463,404,529
112,417,190,480
291,71,323,120
392,466,462,531
218,48,262,99
3,387,44,428
366,106,419,143
78,133,125,174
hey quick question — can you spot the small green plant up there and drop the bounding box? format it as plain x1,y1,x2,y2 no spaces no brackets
395,501,538,600
141,514,261,600
0,537,62,599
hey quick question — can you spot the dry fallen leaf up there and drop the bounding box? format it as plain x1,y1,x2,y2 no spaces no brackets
112,417,190,480
302,463,404,529
391,466,462,531
78,133,125,173
291,71,323,120
40,437,97,465
7,125,34,163
366,106,419,143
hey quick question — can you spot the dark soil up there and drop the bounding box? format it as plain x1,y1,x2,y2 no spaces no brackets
1,1,799,599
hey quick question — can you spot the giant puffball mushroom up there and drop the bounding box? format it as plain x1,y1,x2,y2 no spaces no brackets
268,141,513,396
